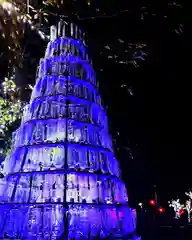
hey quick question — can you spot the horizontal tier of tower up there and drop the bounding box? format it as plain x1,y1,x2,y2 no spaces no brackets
0,204,135,238
31,75,102,108
30,76,101,113
0,171,127,204
11,119,112,150
4,143,120,176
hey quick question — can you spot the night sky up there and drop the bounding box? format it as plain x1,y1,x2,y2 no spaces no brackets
87,13,192,205
0,0,191,207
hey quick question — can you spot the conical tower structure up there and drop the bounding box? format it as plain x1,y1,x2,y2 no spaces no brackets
0,21,136,239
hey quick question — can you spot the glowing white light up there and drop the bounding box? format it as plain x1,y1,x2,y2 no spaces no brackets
138,202,143,208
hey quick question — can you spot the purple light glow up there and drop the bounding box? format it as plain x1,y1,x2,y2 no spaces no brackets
0,21,136,239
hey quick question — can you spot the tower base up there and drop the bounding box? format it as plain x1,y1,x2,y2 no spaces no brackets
0,203,137,239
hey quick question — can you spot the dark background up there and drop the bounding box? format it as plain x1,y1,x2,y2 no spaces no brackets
0,0,192,208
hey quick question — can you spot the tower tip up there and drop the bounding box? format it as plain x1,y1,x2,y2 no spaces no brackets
50,20,86,43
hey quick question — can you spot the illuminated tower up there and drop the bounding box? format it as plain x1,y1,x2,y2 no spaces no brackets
0,21,136,239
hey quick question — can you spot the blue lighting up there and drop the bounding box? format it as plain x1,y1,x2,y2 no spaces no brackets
0,21,136,239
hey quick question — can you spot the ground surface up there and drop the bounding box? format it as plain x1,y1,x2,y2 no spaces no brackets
137,213,192,240
141,225,192,240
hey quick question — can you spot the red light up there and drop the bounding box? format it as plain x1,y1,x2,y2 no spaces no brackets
150,200,156,205
179,209,184,216
158,207,165,213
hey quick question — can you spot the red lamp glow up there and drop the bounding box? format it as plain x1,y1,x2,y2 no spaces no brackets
149,200,156,205
158,207,165,213
179,209,184,216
